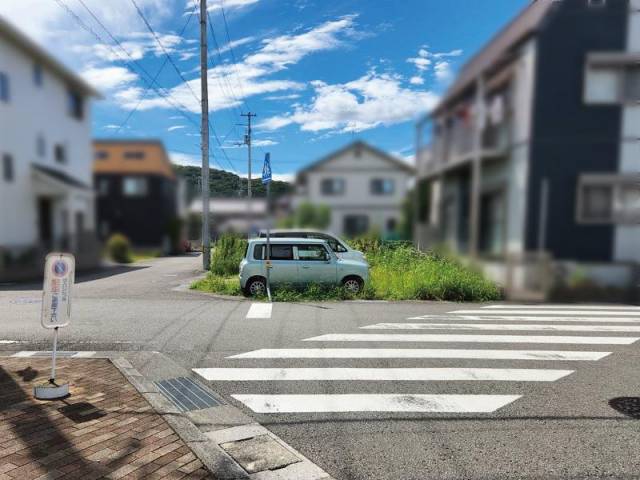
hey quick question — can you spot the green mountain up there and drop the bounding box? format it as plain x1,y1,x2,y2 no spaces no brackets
174,165,294,202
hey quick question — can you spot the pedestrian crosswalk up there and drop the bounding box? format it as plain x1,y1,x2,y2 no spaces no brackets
193,304,640,415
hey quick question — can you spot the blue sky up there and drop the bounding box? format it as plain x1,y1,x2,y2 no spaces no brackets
1,0,528,179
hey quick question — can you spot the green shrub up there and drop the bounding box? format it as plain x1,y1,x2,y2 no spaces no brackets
106,233,132,263
191,273,242,296
210,233,247,276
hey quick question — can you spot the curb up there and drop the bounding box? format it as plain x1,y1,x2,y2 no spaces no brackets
110,353,335,480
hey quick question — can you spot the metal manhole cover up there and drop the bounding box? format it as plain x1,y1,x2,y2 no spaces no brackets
155,376,223,412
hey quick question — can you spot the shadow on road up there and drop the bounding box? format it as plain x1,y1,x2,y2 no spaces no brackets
609,397,640,419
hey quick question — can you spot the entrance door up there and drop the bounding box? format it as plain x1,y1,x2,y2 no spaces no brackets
38,198,53,247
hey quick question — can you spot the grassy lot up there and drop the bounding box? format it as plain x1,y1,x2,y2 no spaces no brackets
191,234,501,302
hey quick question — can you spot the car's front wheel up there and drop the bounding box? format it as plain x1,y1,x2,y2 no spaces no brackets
342,276,364,295
245,277,267,297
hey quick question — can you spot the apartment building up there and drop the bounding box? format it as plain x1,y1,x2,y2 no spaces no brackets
414,0,640,297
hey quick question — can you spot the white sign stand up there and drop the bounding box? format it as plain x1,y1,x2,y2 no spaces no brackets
34,253,75,400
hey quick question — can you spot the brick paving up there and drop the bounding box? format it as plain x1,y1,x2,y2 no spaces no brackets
0,358,215,480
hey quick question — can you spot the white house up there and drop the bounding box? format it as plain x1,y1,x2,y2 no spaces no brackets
0,17,101,279
295,141,415,237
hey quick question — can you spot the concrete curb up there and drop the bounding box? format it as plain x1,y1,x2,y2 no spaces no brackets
110,352,335,480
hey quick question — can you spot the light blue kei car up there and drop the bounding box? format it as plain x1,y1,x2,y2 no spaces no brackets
239,237,369,297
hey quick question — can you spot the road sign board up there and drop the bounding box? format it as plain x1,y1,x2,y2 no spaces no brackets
262,153,272,184
41,253,75,329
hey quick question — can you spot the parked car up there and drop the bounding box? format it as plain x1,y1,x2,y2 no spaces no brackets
240,238,369,296
257,229,365,261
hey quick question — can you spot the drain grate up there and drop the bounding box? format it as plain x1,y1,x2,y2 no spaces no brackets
33,351,78,357
155,377,223,412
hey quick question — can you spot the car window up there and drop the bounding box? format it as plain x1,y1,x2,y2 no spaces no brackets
308,234,347,253
253,244,294,260
297,244,329,261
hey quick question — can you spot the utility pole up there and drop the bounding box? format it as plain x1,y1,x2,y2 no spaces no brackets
240,112,256,235
200,0,210,270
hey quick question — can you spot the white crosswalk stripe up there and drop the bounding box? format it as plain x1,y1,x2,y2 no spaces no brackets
231,394,523,413
303,333,638,344
194,304,639,415
227,348,610,361
362,323,640,332
194,367,574,382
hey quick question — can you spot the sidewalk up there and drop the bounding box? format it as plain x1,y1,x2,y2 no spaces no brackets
0,357,213,480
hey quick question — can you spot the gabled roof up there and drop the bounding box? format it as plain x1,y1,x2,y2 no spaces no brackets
0,16,101,98
297,141,415,176
433,0,555,114
93,139,176,180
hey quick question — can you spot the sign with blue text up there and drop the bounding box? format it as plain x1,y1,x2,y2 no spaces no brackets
41,253,75,329
262,153,272,185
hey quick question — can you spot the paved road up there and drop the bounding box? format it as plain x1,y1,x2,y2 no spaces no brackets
2,256,640,480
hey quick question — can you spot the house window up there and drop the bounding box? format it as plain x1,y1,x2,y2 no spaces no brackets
321,178,345,195
386,218,397,232
343,215,369,236
3,154,13,182
371,178,395,195
577,176,640,224
34,63,43,87
124,151,145,160
37,135,46,158
68,89,83,119
95,150,108,160
123,177,148,197
54,144,66,164
623,66,640,103
97,178,109,196
0,72,9,102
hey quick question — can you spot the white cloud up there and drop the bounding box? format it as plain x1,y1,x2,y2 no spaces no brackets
81,66,138,91
265,93,302,101
433,49,463,58
207,0,260,12
222,138,278,148
409,76,424,85
122,15,358,113
272,173,294,182
217,36,256,54
407,56,431,71
434,61,453,82
170,151,200,166
260,71,439,133
168,125,187,131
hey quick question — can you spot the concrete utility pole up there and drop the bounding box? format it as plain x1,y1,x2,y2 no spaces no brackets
200,0,210,270
240,112,256,234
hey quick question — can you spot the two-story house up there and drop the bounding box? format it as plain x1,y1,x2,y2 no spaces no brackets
295,141,414,237
93,140,179,249
414,0,640,297
0,16,101,280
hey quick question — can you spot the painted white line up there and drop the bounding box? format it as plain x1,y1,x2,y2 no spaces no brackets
246,302,272,319
303,333,639,345
408,315,640,323
452,310,640,316
232,394,522,413
11,351,37,357
482,305,640,310
363,323,640,332
73,351,96,358
227,348,610,361
0,340,19,344
194,367,573,382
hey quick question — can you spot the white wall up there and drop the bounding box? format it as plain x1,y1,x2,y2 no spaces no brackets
0,37,94,247
298,146,412,236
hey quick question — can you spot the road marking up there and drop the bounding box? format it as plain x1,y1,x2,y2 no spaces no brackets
482,305,640,310
363,323,640,332
227,348,610,361
194,367,573,382
246,302,272,319
10,351,96,358
303,333,639,345
232,394,522,413
408,315,640,323
11,351,36,357
0,340,19,344
452,310,640,316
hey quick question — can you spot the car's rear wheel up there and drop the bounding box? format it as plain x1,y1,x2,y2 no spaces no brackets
246,277,267,297
342,276,363,294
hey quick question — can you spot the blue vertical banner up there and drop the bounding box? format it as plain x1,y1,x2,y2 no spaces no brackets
262,153,272,184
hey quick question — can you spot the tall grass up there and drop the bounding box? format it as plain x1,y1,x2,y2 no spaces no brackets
210,234,247,276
